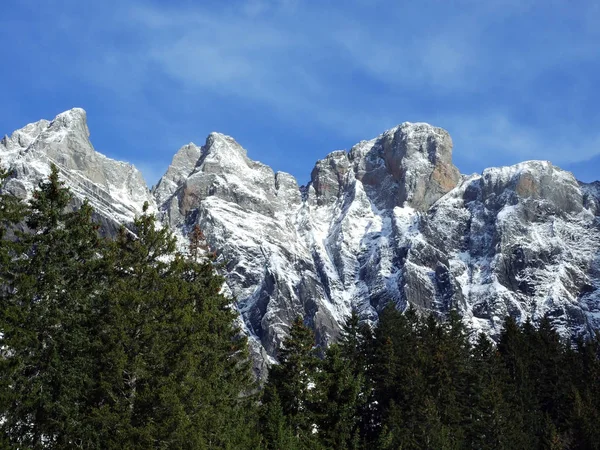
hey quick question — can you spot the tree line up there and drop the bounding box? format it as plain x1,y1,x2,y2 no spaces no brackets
265,307,600,449
1,165,599,449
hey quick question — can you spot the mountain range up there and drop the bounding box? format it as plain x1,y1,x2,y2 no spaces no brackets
2,108,599,373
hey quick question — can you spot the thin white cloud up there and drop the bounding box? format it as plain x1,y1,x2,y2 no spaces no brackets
27,0,600,167
119,3,323,112
331,25,477,92
441,112,600,166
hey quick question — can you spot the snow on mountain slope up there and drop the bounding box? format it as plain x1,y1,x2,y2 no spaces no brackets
3,109,600,372
154,120,600,363
0,108,155,228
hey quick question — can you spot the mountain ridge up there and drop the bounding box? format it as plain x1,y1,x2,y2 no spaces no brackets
3,108,600,373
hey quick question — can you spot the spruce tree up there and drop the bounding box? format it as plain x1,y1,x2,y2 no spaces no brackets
260,384,302,450
262,316,320,448
421,310,470,448
0,163,26,450
337,309,374,446
497,316,540,449
1,167,260,449
314,343,362,449
0,163,26,313
0,163,26,246
0,164,104,448
570,331,600,449
86,205,259,449
531,316,573,439
466,333,521,449
370,304,423,449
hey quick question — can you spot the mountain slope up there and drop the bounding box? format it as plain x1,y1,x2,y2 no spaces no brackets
0,109,154,231
154,121,600,356
3,109,600,368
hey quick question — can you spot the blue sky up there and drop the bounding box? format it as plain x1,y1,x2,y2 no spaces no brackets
1,0,599,186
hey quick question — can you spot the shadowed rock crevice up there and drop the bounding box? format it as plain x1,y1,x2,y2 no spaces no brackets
3,109,600,374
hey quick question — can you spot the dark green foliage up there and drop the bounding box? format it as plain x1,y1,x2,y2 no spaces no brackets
262,305,600,449
0,165,102,448
261,316,321,449
336,309,374,446
86,205,259,449
259,384,301,450
0,162,26,241
314,343,362,449
0,167,259,449
3,165,600,449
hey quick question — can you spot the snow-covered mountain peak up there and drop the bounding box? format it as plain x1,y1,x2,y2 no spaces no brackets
1,119,50,154
3,109,600,376
47,107,89,134
390,121,449,139
1,108,88,156
204,132,248,160
191,132,278,187
309,150,351,206
153,142,202,207
157,131,297,234
1,108,154,227
478,160,583,215
345,121,461,211
482,160,557,184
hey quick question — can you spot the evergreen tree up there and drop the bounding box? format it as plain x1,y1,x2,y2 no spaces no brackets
258,304,600,450
570,331,600,449
338,309,370,374
262,316,320,448
0,163,26,245
260,384,303,450
86,204,259,449
0,163,26,450
0,163,26,313
0,164,104,448
419,310,470,447
369,305,434,449
337,309,374,446
497,316,544,449
466,333,522,449
532,316,573,436
0,167,260,449
314,343,362,449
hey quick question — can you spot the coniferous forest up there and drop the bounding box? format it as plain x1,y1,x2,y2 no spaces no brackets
1,166,600,449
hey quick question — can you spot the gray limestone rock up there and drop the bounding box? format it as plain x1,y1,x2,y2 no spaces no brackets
0,108,154,226
349,122,461,211
3,108,600,378
153,143,202,206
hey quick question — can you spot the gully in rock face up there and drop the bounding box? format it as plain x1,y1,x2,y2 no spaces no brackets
2,109,600,374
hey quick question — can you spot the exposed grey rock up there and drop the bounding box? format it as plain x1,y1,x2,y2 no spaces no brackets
349,123,461,211
310,150,350,206
0,108,154,226
3,109,600,377
156,124,600,359
153,143,202,206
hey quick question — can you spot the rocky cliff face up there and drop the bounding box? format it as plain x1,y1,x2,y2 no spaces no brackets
3,109,600,371
0,109,154,232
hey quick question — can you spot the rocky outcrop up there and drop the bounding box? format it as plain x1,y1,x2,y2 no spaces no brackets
153,143,202,206
150,122,600,355
3,109,600,374
0,109,154,228
348,123,461,211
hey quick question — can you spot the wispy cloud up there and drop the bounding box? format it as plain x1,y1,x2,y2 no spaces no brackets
1,0,599,182
441,112,600,167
